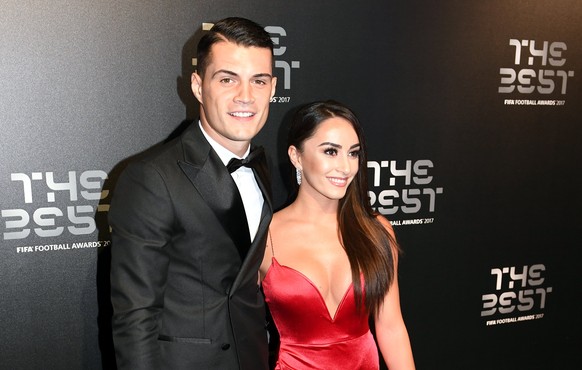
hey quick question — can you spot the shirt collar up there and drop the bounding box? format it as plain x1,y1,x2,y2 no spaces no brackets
198,121,250,166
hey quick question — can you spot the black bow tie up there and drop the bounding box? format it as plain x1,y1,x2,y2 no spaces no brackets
227,146,265,173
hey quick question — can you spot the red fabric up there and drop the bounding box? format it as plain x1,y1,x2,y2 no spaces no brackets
263,258,379,370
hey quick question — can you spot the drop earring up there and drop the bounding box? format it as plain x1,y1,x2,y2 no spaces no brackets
296,168,302,185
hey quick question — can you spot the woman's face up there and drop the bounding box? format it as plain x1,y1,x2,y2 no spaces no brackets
290,116,360,202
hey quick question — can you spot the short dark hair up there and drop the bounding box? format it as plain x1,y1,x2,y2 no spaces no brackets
196,17,274,77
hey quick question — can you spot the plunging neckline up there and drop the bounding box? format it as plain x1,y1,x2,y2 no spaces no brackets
267,257,353,321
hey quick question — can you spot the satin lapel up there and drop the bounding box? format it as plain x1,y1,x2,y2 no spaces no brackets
230,152,273,294
251,146,273,212
177,125,251,262
230,202,272,294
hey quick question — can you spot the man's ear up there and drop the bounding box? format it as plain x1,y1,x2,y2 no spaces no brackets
191,72,203,104
270,76,278,100
288,145,301,170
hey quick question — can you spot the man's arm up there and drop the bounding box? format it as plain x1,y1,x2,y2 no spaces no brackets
109,161,173,370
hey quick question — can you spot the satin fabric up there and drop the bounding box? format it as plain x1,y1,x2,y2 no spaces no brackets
263,258,379,370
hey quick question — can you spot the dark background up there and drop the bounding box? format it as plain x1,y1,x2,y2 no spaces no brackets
1,1,580,369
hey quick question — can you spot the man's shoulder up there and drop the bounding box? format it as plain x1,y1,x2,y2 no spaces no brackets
133,122,203,166
141,137,182,164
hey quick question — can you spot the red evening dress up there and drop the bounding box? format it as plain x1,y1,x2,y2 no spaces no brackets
262,257,379,370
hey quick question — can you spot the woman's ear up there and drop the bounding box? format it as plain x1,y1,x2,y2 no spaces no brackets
288,145,301,169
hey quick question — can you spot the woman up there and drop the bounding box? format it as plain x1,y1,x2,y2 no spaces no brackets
260,100,415,369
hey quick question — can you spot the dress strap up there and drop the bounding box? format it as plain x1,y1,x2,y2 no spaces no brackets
268,228,275,257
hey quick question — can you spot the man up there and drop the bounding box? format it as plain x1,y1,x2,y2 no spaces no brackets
109,17,277,370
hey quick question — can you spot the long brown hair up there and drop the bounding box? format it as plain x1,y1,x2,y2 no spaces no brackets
288,100,399,318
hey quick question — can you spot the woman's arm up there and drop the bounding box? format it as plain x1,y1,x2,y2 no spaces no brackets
374,216,416,369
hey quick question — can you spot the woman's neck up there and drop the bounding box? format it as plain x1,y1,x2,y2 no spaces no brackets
289,189,339,222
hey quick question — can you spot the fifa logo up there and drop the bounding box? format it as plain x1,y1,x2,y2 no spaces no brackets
367,159,444,216
481,264,552,318
499,39,575,95
266,26,301,91
1,171,109,240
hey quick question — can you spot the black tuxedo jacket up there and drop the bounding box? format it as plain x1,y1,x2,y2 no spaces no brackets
109,123,272,370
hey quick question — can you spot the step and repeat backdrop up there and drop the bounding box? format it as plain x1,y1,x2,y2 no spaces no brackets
1,1,580,369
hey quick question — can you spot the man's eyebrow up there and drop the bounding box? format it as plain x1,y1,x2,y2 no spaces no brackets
212,70,273,79
253,73,273,79
212,69,238,78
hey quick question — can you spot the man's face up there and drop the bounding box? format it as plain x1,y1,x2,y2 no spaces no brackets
192,40,277,156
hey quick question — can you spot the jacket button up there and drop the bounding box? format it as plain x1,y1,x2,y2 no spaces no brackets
221,343,231,350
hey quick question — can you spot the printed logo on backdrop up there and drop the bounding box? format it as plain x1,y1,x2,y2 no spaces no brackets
499,39,575,106
367,159,444,226
193,23,300,105
1,171,111,254
481,264,552,326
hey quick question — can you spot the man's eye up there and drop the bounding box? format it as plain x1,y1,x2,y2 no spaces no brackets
253,79,267,86
220,78,234,84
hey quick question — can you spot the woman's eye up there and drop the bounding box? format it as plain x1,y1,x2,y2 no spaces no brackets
349,150,360,157
324,148,337,155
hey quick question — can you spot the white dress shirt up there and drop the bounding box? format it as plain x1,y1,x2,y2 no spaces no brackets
199,122,264,242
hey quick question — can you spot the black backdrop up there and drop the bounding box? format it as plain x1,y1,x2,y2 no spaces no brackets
1,1,580,369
